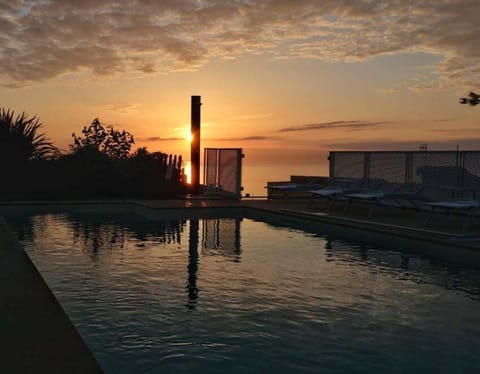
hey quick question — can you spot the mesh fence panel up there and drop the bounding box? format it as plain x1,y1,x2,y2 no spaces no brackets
218,149,238,194
411,152,459,184
205,148,218,186
204,148,242,197
370,152,406,183
463,152,480,191
331,151,480,190
332,152,365,179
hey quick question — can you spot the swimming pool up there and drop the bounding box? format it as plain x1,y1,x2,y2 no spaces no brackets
9,211,480,373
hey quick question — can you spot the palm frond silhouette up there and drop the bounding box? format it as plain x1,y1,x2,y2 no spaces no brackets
0,108,58,163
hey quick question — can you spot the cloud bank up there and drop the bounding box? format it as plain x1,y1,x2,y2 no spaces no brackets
209,135,277,141
138,136,183,142
1,0,479,88
278,120,391,133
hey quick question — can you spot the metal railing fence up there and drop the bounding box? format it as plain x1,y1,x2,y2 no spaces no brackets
330,151,480,194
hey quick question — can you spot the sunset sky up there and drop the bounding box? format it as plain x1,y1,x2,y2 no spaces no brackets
1,0,479,169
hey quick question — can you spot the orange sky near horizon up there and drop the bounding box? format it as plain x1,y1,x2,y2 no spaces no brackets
1,1,479,170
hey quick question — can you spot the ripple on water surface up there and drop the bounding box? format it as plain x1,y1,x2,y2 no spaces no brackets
10,213,480,373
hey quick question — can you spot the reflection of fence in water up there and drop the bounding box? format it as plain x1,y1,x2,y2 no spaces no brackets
325,239,418,269
201,218,242,260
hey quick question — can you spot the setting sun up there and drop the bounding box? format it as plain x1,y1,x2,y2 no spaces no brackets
1,1,478,197
186,130,193,144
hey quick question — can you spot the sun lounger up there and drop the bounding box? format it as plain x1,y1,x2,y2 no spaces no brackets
382,190,430,210
266,183,298,200
343,191,389,217
308,178,373,212
425,200,479,232
342,183,426,217
308,186,353,212
266,182,325,200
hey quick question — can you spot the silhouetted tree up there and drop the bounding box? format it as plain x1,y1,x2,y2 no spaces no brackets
130,147,168,162
130,146,151,160
459,91,480,106
0,108,58,164
71,118,135,159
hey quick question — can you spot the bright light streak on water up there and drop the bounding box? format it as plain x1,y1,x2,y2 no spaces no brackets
10,213,480,373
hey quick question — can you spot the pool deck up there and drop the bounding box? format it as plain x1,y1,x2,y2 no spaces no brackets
2,196,480,373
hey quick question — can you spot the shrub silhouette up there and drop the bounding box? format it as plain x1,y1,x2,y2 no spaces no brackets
71,118,135,160
0,111,186,200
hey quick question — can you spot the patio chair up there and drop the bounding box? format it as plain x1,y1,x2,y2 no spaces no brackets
424,199,479,232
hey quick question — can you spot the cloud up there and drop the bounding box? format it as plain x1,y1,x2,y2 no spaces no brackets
138,136,183,141
209,135,277,141
375,87,400,95
278,121,391,133
105,103,139,114
1,1,479,89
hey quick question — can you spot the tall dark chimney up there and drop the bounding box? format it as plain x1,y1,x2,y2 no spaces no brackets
190,95,201,194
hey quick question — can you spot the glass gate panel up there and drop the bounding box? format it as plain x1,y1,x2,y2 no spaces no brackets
203,148,243,198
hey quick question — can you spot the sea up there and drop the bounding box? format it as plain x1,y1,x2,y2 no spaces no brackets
242,162,329,197
184,148,330,197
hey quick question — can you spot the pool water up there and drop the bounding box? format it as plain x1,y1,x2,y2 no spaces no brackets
10,213,480,373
